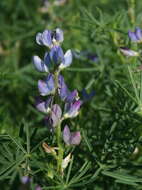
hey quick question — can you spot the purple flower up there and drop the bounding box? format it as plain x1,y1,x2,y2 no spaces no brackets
64,100,82,118
35,185,42,190
33,53,50,72
128,27,142,42
51,104,62,127
59,50,73,70
58,75,78,102
36,30,52,47
54,28,64,43
36,28,64,48
45,104,62,130
38,74,55,96
21,176,31,184
35,97,52,113
63,125,81,145
82,89,95,102
49,45,64,64
120,47,139,57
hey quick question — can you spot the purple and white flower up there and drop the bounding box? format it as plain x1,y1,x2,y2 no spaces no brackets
120,47,139,57
33,52,50,72
36,97,52,113
63,125,81,145
64,100,82,118
38,74,55,96
36,28,64,48
128,27,142,43
58,75,78,102
59,50,73,70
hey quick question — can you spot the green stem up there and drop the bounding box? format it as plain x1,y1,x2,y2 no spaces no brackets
53,70,64,173
56,122,64,173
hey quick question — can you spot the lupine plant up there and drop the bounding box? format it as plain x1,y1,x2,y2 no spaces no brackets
2,0,142,189
33,28,82,174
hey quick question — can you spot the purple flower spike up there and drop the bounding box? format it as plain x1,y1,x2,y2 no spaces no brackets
64,100,82,118
36,30,52,47
33,55,49,72
120,47,139,57
59,50,73,70
63,125,81,145
21,176,30,184
36,97,52,113
128,27,142,43
38,74,55,96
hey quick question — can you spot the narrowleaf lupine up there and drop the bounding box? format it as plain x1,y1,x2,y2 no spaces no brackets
33,28,82,174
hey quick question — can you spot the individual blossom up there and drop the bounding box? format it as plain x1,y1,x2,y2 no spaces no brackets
63,125,81,145
38,74,55,96
119,47,139,57
21,176,31,184
45,104,62,131
36,28,64,48
35,185,42,190
128,27,142,43
33,52,50,72
59,49,73,70
35,96,52,113
82,89,95,102
50,104,62,127
49,45,64,64
64,100,82,118
58,75,78,102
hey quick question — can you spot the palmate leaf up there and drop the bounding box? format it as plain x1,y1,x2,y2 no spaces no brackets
0,143,25,180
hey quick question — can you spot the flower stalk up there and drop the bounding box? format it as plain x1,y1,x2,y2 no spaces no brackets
33,28,82,176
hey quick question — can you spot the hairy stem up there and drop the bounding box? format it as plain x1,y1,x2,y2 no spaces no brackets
56,122,64,174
